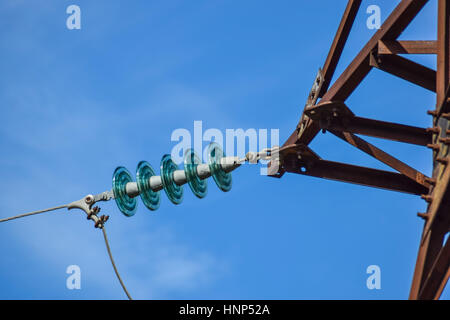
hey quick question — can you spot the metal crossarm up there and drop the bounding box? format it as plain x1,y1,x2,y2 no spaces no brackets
269,0,450,299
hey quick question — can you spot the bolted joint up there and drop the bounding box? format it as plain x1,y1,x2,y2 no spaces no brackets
85,194,94,205
436,157,449,165
438,137,450,145
424,177,436,186
427,144,440,151
319,117,331,133
94,215,109,229
417,212,429,220
442,112,450,120
426,127,440,134
87,206,101,220
421,194,433,203
331,108,340,118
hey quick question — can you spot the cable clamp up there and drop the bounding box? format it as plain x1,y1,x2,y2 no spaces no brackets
67,192,112,228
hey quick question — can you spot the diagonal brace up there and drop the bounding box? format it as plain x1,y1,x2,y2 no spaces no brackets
370,52,436,92
418,236,450,299
330,130,432,189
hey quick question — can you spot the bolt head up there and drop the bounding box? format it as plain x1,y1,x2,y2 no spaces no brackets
85,194,94,204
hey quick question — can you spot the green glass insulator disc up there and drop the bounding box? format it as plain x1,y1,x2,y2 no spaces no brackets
112,166,137,217
184,149,207,199
136,161,160,211
207,142,232,192
160,154,184,205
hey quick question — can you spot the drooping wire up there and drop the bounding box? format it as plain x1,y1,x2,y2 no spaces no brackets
0,204,133,300
0,205,68,223
101,225,133,300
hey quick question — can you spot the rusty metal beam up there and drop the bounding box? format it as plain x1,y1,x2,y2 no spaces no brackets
284,158,429,195
437,84,450,115
409,0,450,300
370,53,436,92
318,0,362,98
434,266,450,299
329,116,432,146
409,160,450,299
271,0,431,171
283,0,362,173
304,101,432,146
410,219,448,299
267,0,450,299
378,40,437,55
321,0,430,102
330,130,431,189
418,236,450,300
437,0,450,113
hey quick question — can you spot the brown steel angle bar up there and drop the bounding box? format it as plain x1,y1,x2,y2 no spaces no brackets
378,40,437,55
330,130,432,189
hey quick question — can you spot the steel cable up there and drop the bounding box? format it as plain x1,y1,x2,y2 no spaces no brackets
0,205,68,223
101,226,133,300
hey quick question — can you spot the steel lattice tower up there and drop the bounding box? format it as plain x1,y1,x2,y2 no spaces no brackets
268,0,449,300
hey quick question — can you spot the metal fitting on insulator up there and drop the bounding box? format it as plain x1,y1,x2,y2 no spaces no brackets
417,212,429,220
245,152,259,164
436,157,449,165
421,194,433,203
427,144,440,151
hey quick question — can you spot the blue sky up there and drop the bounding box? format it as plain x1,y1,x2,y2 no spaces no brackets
0,0,447,300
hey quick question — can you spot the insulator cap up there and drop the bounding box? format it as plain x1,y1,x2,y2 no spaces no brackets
112,167,138,217
208,142,232,192
136,161,161,211
160,154,184,205
184,149,207,199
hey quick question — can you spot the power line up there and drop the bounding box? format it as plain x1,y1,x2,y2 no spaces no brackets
101,226,133,300
0,205,68,223
0,203,133,300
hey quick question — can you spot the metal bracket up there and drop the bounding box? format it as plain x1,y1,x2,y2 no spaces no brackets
307,68,325,107
304,100,354,133
67,191,113,229
297,69,325,140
